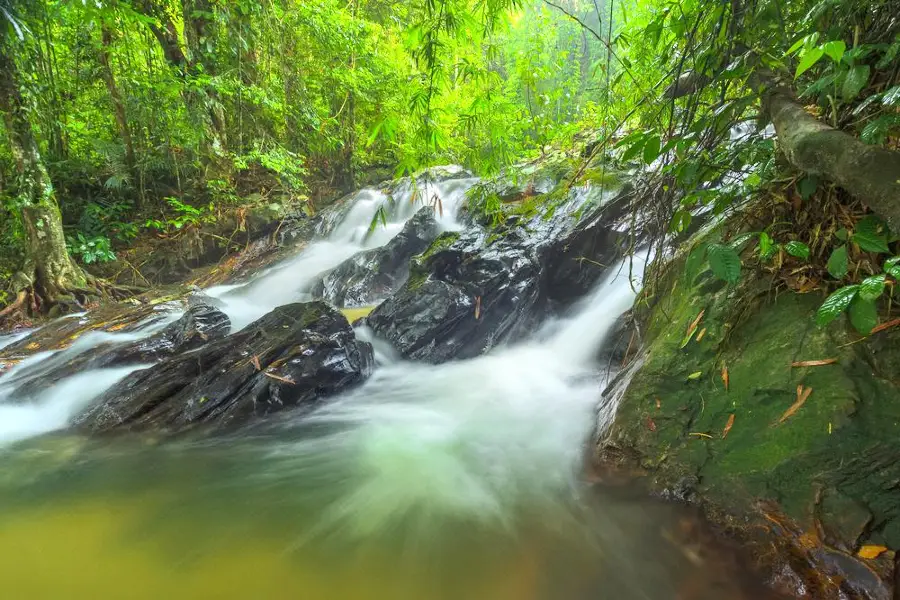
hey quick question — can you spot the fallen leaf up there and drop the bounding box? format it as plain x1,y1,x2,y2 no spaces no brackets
871,317,900,335
680,310,705,348
251,355,261,371
25,342,40,351
778,385,812,424
689,432,713,439
695,327,707,342
655,397,661,410
474,296,482,320
687,371,702,380
263,372,296,385
721,366,729,391
791,358,838,367
646,416,657,432
722,414,735,439
686,310,705,336
857,545,889,560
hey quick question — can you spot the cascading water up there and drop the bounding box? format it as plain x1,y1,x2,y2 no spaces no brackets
205,173,478,330
0,172,767,599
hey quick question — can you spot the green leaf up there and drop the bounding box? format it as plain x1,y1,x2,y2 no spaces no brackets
848,296,878,335
729,231,759,251
642,135,661,164
822,40,846,63
842,65,871,101
816,285,859,327
785,241,810,260
621,137,646,162
858,274,886,302
795,47,825,78
797,175,818,200
684,242,708,286
884,256,900,271
707,243,742,284
853,215,891,253
759,232,775,259
786,37,806,56
826,245,849,278
687,371,703,380
835,228,849,241
883,85,900,106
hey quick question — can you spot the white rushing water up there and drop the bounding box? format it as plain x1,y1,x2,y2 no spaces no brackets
206,174,478,329
0,169,644,534
256,255,644,541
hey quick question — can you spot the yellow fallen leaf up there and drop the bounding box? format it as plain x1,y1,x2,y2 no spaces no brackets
722,413,735,439
25,342,40,350
695,327,707,342
791,358,837,368
857,545,888,560
721,366,729,391
778,385,812,424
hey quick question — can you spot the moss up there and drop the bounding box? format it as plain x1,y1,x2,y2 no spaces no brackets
607,225,900,550
419,231,460,260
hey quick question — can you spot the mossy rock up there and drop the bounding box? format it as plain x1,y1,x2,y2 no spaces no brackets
603,224,900,591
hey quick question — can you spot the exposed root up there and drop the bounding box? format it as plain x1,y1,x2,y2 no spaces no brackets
0,290,26,321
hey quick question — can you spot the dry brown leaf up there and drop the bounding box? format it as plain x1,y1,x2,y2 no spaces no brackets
686,310,705,337
721,366,729,391
474,296,482,320
722,414,735,439
778,385,812,424
857,545,889,560
696,327,707,342
251,355,261,371
871,317,900,335
263,372,296,385
646,417,657,432
791,358,838,368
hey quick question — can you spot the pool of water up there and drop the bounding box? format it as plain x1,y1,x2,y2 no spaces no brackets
0,431,771,600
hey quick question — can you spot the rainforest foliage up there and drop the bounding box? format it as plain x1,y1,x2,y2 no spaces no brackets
0,0,898,324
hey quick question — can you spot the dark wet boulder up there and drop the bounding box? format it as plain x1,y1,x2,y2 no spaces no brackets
2,303,231,400
366,182,639,363
75,301,373,434
366,229,543,363
312,207,440,307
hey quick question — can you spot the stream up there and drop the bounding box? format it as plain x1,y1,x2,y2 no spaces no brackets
0,173,774,599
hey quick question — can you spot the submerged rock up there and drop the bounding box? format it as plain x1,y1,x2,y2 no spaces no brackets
75,301,373,433
312,206,440,307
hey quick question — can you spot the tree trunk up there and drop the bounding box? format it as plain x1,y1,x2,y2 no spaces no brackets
666,70,900,228
183,0,228,160
758,73,900,228
0,44,88,306
98,26,136,172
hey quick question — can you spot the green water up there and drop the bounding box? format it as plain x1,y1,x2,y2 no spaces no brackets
0,431,772,600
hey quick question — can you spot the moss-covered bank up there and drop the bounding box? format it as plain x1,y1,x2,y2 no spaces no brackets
600,228,900,598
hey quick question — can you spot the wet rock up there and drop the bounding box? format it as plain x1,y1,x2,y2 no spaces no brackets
366,228,543,363
312,207,440,307
75,301,373,433
366,183,638,363
3,304,231,400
